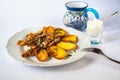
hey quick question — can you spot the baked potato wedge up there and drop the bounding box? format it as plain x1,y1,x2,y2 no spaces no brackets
36,49,48,62
55,28,66,37
61,35,78,43
56,41,77,50
43,26,54,33
49,46,67,60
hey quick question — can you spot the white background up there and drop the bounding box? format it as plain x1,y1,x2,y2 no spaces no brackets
0,0,120,80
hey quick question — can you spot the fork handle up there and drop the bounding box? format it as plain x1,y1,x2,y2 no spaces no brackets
101,53,120,64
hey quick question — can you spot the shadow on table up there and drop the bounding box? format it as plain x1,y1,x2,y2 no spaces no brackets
25,53,98,72
103,29,120,43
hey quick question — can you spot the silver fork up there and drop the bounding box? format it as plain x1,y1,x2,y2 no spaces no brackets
83,48,120,64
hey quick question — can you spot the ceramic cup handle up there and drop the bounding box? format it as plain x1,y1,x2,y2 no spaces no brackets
84,8,99,19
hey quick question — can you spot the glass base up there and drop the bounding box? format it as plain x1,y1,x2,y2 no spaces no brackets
88,33,102,45
91,41,101,45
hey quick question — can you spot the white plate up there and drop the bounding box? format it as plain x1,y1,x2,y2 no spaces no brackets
6,26,91,67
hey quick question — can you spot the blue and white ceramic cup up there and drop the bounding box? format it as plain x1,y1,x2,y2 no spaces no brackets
63,1,99,31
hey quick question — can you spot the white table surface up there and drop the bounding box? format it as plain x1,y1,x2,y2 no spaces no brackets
0,0,120,80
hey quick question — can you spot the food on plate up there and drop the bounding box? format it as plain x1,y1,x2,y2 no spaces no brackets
57,41,77,50
61,35,78,43
49,46,67,59
36,49,48,62
43,26,54,33
22,46,39,57
17,32,34,46
55,28,66,37
17,26,78,62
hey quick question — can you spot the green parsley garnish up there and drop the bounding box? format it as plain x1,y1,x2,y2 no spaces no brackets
37,38,41,46
57,30,62,34
41,49,44,53
54,48,58,52
29,48,33,53
74,50,76,52
67,54,72,57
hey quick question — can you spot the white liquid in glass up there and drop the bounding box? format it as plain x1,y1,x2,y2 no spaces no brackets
87,18,103,44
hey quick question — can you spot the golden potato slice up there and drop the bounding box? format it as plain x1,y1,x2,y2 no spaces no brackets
36,49,48,62
61,35,78,43
49,46,67,60
43,26,54,33
55,28,66,37
56,42,77,50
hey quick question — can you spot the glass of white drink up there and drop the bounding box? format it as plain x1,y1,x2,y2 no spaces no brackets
87,18,103,44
